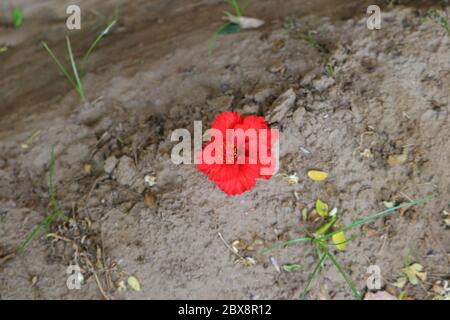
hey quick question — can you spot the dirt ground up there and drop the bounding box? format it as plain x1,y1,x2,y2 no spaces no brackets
0,0,449,300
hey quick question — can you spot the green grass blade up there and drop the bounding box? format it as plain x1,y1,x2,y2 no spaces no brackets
81,20,116,68
65,37,85,100
320,244,362,300
318,195,435,242
315,245,327,273
12,7,23,28
113,0,120,21
42,42,77,89
229,0,242,17
49,148,64,218
261,236,311,255
302,252,327,299
19,148,63,251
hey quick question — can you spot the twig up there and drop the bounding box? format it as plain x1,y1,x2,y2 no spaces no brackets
81,252,111,300
218,232,244,259
0,253,16,266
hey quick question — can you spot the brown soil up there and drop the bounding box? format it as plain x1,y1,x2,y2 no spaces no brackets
0,0,449,300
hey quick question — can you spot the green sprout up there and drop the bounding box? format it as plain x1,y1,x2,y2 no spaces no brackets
422,10,450,35
19,148,65,251
42,20,116,101
209,0,252,54
12,7,23,28
325,62,336,77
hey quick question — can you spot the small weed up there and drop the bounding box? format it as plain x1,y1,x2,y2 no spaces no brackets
12,7,23,28
263,195,434,299
325,62,336,77
305,31,328,55
422,10,450,35
19,148,65,251
209,0,252,54
42,20,116,101
283,17,303,32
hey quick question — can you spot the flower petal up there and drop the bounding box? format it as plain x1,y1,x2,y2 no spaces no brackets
211,111,243,134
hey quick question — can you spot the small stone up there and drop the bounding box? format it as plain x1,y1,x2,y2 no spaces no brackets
251,87,274,104
242,103,260,115
292,107,306,127
269,62,285,74
104,156,119,174
206,95,233,110
115,156,137,186
267,88,296,123
312,77,335,92
77,100,107,126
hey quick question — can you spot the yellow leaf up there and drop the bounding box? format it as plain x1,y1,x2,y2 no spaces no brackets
332,231,347,250
393,276,407,289
401,263,427,285
83,163,92,174
387,154,407,165
315,199,329,217
127,276,141,291
398,291,409,300
308,170,328,181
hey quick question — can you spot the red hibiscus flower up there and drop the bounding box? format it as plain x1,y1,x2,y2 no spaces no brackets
196,111,278,195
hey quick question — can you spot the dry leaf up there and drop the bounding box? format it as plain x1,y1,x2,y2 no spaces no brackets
401,263,427,285
83,163,92,174
225,15,265,29
270,256,281,273
236,256,257,267
308,170,328,181
387,154,407,165
144,191,157,207
360,148,373,160
280,172,299,185
393,276,408,289
443,210,450,227
95,246,103,269
115,280,126,292
127,276,141,291
144,175,156,187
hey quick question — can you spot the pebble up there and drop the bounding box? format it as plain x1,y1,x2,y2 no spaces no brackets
115,156,137,186
104,156,119,174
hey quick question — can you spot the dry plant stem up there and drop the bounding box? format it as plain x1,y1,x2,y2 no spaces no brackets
218,232,245,259
0,253,16,266
81,252,111,300
46,233,111,300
